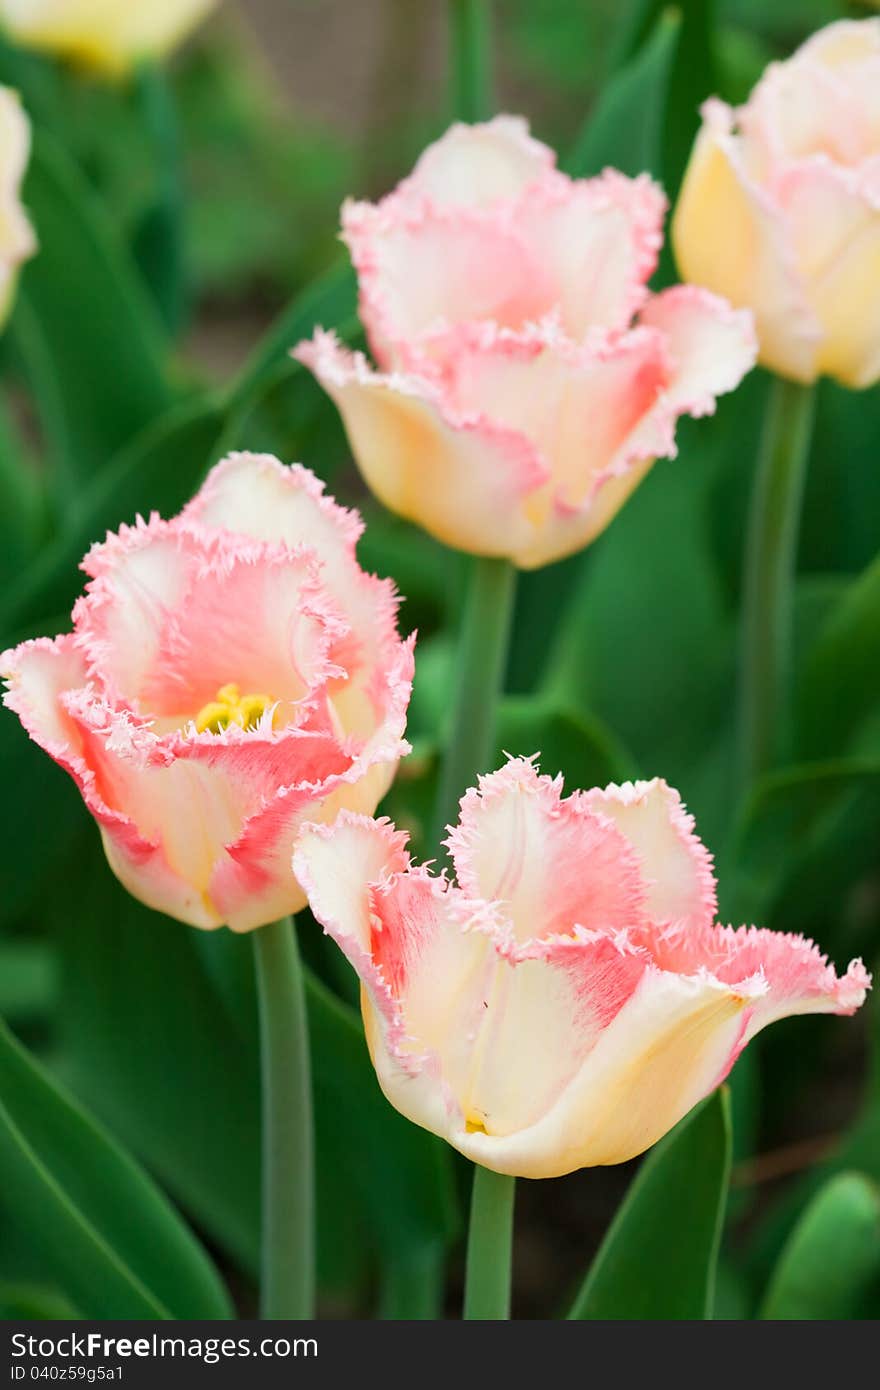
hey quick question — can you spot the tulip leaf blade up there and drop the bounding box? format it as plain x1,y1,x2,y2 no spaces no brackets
569,1088,732,1320
8,129,175,490
796,549,880,762
566,9,680,180
726,754,880,924
52,834,459,1301
0,1016,232,1319
496,695,638,786
759,1172,880,1320
0,394,225,636
227,259,357,415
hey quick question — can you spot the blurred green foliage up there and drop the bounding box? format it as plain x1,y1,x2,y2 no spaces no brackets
0,0,877,1319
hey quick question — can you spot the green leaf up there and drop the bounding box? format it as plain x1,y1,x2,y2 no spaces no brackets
0,1016,232,1319
307,968,459,1263
227,260,357,417
9,131,175,490
542,432,735,847
796,552,880,761
0,941,55,1025
726,756,880,924
0,1283,80,1320
54,840,262,1275
0,718,86,928
0,396,44,584
569,1089,732,1319
1,395,225,633
566,10,681,179
759,1173,880,1320
664,2,717,195
804,379,880,579
743,986,880,1296
496,695,638,786
53,834,458,1296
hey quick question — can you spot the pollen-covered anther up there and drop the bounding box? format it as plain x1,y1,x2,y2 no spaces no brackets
195,683,273,735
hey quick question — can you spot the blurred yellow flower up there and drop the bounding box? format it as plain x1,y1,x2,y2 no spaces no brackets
0,0,220,76
674,20,880,388
0,86,35,327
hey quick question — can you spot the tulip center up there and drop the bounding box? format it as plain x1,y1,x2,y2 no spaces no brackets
194,683,274,734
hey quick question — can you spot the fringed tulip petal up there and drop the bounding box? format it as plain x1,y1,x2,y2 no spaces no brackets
297,307,754,570
343,199,555,372
301,116,754,567
293,331,545,560
674,20,880,387
446,758,647,948
648,923,870,1039
582,779,717,933
638,284,759,416
295,758,870,1178
0,637,201,923
1,455,414,932
513,170,667,336
398,115,555,210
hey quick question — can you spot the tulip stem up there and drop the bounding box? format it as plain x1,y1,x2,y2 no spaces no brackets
463,1165,516,1319
739,377,815,790
449,0,494,122
254,915,315,1319
433,555,517,845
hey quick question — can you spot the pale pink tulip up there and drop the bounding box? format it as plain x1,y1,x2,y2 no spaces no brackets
295,117,756,568
1,453,414,931
294,758,869,1178
674,20,880,387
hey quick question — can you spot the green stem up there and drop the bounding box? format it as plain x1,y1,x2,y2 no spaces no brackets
739,377,816,790
463,1166,515,1319
449,0,494,121
433,555,517,844
253,916,314,1319
378,1243,445,1319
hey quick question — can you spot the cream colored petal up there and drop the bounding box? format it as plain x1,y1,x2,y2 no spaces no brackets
0,0,218,74
454,967,756,1177
780,164,880,389
294,332,543,561
673,101,820,382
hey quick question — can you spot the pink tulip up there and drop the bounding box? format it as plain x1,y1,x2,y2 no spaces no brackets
294,758,869,1178
674,19,880,387
295,117,756,568
1,453,414,931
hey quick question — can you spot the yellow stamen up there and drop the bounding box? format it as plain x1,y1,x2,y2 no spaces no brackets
195,683,274,735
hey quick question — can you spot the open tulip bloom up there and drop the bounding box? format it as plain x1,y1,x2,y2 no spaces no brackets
0,452,414,932
295,759,869,1180
295,116,757,568
0,0,220,76
674,19,880,388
